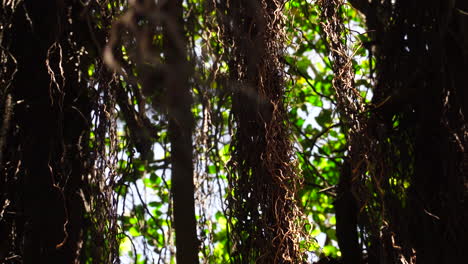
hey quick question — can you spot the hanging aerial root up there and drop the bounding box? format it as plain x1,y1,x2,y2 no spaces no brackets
218,0,309,263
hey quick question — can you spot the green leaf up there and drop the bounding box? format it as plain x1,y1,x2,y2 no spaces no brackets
129,227,141,237
208,165,217,174
87,63,95,77
316,109,333,127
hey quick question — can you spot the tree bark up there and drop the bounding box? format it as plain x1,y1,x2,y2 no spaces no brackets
347,0,468,262
162,1,199,263
335,160,362,264
3,1,94,263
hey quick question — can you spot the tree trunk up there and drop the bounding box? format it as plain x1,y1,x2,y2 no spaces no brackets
346,0,468,263
335,160,362,264
219,0,305,262
1,1,96,263
162,1,199,263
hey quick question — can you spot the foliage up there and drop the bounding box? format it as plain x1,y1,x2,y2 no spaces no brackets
3,0,467,263
108,0,373,262
0,0,369,262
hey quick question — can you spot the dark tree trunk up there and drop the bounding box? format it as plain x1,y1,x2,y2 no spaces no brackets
162,1,199,263
219,0,305,263
344,0,468,263
335,160,362,264
1,1,95,263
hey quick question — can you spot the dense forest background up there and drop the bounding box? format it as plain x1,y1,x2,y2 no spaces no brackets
1,0,467,263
